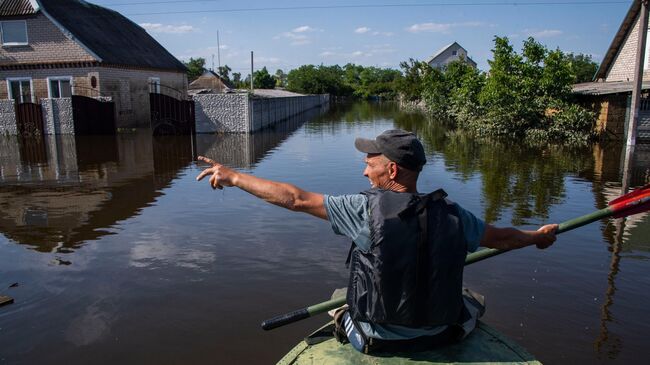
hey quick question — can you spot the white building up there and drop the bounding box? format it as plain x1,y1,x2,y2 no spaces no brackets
426,42,477,69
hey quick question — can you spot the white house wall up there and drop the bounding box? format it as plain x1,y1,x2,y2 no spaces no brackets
606,10,650,82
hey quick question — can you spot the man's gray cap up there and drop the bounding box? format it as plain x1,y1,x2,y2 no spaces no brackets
354,129,426,171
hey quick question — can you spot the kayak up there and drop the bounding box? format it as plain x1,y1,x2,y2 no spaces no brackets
277,321,541,365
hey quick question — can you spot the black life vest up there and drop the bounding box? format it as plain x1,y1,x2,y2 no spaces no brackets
346,188,469,327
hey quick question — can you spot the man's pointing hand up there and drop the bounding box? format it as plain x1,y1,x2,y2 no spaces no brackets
196,156,238,190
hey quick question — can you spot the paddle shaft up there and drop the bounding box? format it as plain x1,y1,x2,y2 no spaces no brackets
262,188,650,331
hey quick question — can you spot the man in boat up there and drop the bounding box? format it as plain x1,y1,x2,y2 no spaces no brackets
196,129,557,354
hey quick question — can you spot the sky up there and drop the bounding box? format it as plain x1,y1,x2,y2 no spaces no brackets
92,0,633,75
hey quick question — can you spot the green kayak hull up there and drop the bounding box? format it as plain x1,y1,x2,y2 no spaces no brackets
277,321,541,365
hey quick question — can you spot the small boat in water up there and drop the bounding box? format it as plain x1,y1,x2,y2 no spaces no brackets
277,321,540,365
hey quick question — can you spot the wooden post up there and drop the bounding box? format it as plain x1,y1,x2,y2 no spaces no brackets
628,0,650,146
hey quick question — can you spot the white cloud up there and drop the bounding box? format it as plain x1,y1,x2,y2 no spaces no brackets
139,23,197,34
527,29,563,38
406,21,485,34
275,26,320,46
319,45,394,59
356,27,393,36
407,22,451,33
292,25,318,33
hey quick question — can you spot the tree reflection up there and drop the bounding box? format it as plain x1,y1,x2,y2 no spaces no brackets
395,113,594,225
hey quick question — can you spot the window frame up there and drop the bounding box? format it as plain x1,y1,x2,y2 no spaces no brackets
149,77,161,93
47,76,74,98
6,77,34,103
1,20,29,47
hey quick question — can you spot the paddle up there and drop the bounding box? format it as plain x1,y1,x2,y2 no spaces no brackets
261,184,650,331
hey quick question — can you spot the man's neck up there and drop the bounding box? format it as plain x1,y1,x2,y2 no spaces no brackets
383,180,417,193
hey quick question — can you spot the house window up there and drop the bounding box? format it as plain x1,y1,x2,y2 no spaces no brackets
48,77,73,98
452,50,458,56
149,77,161,93
1,20,28,46
7,77,33,103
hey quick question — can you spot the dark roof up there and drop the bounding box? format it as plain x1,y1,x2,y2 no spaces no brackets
595,0,641,80
0,0,37,16
38,0,186,71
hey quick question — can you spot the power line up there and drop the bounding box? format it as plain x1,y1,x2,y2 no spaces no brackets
118,1,629,16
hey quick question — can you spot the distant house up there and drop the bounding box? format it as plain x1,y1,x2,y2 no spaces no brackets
426,42,477,69
572,0,650,140
189,70,234,94
0,0,188,127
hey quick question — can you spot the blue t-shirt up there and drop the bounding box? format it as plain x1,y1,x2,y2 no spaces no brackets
324,193,486,340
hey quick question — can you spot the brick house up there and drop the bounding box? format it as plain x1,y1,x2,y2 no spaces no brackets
0,0,188,128
572,0,650,140
426,42,477,69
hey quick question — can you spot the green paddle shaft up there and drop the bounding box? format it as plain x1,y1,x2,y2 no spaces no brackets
262,203,629,331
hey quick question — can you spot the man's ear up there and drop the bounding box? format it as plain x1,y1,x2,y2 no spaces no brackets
388,162,398,179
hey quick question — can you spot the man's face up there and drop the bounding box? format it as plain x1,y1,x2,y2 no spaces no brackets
363,154,392,188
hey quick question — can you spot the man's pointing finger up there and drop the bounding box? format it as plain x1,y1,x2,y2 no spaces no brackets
196,168,213,181
198,156,217,165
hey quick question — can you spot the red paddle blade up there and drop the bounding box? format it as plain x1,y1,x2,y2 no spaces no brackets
608,184,650,218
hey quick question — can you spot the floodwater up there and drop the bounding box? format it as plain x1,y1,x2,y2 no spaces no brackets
0,102,649,364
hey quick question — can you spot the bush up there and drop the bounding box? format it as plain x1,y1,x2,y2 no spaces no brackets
402,36,597,144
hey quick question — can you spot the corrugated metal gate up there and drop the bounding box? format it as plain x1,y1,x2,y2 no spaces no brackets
150,93,195,135
71,95,116,135
15,102,44,137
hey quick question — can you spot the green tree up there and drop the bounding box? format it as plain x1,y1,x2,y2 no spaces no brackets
444,60,485,124
243,74,251,89
566,53,599,83
287,65,349,95
253,67,275,89
232,72,242,88
356,66,401,99
184,57,205,82
218,65,232,83
274,69,288,88
404,36,596,143
396,59,434,101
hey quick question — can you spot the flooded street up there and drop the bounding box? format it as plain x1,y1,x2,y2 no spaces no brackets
1,102,649,364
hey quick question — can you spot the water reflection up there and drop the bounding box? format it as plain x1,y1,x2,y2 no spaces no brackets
0,133,190,254
196,106,318,169
0,109,317,255
594,143,650,359
1,102,650,364
394,112,594,225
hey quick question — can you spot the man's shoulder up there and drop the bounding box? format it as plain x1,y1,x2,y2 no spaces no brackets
324,193,368,209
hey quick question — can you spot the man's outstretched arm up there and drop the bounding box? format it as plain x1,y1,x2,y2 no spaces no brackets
196,156,327,220
480,224,558,250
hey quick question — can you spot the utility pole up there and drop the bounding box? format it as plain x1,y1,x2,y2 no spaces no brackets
628,0,649,146
250,51,254,92
217,30,222,71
